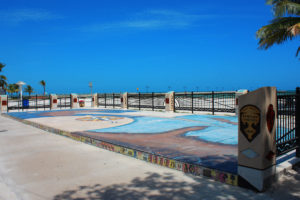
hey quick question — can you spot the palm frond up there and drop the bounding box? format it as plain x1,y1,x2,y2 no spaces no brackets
288,22,300,34
257,17,300,49
0,75,7,80
267,0,300,17
40,80,46,86
0,63,5,72
296,46,300,56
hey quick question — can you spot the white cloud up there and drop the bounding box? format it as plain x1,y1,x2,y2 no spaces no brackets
81,9,218,32
0,9,62,24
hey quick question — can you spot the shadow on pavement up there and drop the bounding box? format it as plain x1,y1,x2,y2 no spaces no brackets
52,172,278,200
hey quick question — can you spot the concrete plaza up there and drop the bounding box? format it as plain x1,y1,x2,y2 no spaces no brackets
1,114,300,200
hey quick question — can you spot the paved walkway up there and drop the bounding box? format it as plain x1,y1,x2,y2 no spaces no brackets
0,114,299,200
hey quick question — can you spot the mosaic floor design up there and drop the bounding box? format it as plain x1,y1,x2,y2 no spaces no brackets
6,109,238,174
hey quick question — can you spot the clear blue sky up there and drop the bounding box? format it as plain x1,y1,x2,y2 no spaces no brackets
0,0,299,94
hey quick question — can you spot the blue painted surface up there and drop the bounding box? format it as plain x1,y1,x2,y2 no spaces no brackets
7,110,238,145
177,115,238,145
6,109,136,119
90,117,204,133
91,114,238,145
6,111,53,119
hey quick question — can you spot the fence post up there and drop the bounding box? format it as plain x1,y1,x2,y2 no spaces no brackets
71,94,79,109
165,91,175,112
121,92,128,109
0,95,8,113
50,94,58,110
22,96,24,111
191,92,194,113
113,93,115,108
43,96,46,110
152,92,154,111
212,91,214,115
237,87,277,191
35,94,37,110
92,93,98,108
104,93,107,108
296,87,300,157
174,92,176,112
138,92,141,110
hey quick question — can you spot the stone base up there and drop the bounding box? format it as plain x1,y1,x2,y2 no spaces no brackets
238,165,276,191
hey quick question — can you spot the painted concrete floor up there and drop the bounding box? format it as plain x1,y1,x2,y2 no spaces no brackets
6,109,238,174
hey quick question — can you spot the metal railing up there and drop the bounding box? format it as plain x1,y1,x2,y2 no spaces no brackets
276,88,299,156
174,91,236,114
7,95,51,112
97,93,122,108
57,95,71,109
127,92,165,110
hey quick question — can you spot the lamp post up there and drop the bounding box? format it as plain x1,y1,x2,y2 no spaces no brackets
89,82,93,97
16,81,26,100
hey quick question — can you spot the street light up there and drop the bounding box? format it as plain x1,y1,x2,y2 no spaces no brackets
16,81,26,100
89,82,93,97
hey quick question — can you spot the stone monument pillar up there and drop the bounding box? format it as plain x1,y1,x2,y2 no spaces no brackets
237,87,277,191
165,91,175,112
71,93,79,109
92,93,98,108
235,89,249,115
0,95,8,113
50,94,58,110
121,92,128,109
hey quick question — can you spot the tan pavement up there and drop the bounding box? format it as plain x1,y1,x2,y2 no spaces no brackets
0,114,299,200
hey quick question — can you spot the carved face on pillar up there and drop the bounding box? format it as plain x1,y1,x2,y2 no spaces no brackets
240,105,261,142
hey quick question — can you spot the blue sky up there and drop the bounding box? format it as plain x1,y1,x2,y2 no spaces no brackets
0,0,299,94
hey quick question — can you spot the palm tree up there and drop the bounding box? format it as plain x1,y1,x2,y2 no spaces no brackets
7,84,19,97
0,62,7,90
24,85,34,96
0,75,7,90
257,0,300,57
0,63,5,72
40,80,46,96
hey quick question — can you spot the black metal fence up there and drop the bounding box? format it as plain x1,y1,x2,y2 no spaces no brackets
276,88,299,156
127,93,165,110
97,93,121,108
7,95,51,112
57,95,71,109
174,91,236,114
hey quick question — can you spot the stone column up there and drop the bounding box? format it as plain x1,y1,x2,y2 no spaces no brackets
235,89,249,115
92,93,98,108
121,92,128,109
71,94,79,109
50,94,58,110
237,87,277,191
165,91,175,112
0,95,8,113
